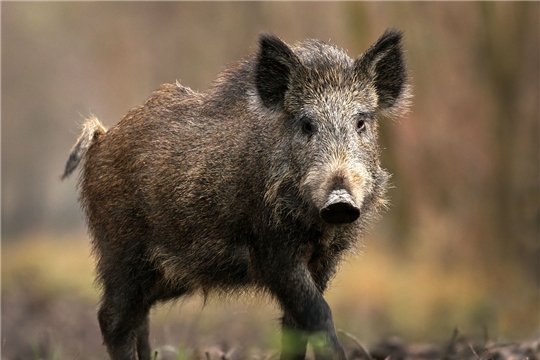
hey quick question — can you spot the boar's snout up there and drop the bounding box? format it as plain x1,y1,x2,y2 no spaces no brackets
319,189,360,224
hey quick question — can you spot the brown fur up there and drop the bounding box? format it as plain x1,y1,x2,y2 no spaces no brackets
63,30,410,360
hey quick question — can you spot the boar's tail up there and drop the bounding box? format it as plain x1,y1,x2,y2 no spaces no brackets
61,116,106,180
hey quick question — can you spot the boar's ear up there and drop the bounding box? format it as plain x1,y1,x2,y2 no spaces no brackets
255,33,301,109
355,29,410,114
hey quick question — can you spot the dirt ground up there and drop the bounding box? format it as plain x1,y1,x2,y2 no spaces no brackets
2,236,539,360
2,287,539,360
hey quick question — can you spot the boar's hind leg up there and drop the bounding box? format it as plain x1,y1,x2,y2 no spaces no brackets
97,283,153,360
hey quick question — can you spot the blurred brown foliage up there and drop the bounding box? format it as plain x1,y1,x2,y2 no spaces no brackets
2,1,539,345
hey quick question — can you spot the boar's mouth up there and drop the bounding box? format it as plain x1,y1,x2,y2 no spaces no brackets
319,189,360,224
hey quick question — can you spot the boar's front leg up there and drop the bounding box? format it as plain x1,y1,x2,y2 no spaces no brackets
253,246,347,360
281,311,309,360
278,265,345,360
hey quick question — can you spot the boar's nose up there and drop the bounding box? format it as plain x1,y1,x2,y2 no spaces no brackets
320,189,360,224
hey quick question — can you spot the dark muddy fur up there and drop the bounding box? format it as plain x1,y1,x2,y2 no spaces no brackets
63,30,410,360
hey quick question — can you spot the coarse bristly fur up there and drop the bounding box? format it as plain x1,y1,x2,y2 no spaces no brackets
63,29,410,360
61,116,106,180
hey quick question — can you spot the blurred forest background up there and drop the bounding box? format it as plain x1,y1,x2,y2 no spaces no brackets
2,2,539,359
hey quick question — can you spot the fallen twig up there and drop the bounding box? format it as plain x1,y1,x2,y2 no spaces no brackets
337,329,375,360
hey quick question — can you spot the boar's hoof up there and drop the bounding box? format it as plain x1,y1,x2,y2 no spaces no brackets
320,191,360,224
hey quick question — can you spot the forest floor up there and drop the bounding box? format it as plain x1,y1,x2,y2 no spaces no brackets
3,284,539,360
2,235,538,360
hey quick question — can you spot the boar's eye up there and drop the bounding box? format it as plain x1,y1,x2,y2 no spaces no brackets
301,117,316,135
356,119,366,133
356,112,373,134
